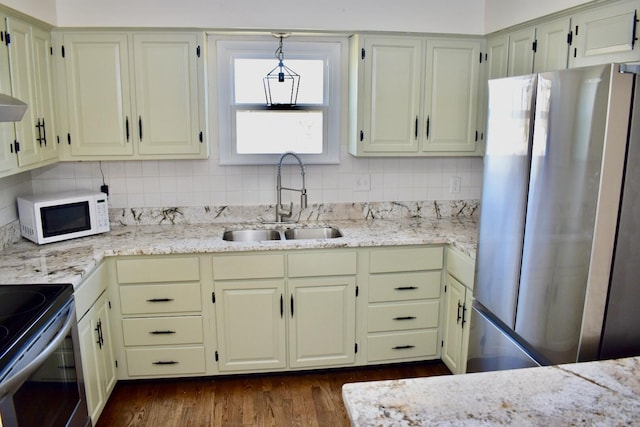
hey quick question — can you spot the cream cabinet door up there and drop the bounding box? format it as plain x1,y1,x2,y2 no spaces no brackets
6,18,39,167
534,18,571,73
288,277,356,369
422,39,480,153
570,0,640,67
78,291,117,425
63,32,134,157
507,27,536,77
32,26,57,162
441,274,466,375
486,35,509,80
359,36,422,154
214,280,287,372
132,33,204,156
0,15,16,176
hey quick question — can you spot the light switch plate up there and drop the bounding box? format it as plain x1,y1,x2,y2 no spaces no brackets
355,174,371,191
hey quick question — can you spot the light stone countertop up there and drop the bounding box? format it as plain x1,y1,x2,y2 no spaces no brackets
342,356,640,426
0,217,478,288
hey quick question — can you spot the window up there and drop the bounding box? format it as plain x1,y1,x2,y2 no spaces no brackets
213,35,346,164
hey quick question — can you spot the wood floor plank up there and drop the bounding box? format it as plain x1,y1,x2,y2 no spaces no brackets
97,361,450,427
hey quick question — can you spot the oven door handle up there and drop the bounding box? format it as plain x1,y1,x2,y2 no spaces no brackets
0,303,76,399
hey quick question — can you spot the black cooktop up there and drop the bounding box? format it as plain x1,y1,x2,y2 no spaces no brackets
0,284,73,379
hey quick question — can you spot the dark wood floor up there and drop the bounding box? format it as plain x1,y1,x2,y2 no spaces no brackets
97,361,451,427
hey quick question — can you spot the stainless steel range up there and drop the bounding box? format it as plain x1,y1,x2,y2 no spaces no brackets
0,284,90,427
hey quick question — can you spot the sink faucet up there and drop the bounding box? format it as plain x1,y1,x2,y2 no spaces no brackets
276,152,307,222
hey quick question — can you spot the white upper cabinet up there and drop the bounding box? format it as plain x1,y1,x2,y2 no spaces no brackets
569,0,640,67
507,27,536,77
0,14,16,177
534,17,571,73
62,32,133,157
349,34,483,157
59,31,207,160
6,17,57,170
422,39,480,153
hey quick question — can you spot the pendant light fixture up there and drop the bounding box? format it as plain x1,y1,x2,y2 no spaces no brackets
263,33,300,108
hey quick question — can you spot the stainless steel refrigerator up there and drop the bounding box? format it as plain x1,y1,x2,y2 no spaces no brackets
467,63,640,372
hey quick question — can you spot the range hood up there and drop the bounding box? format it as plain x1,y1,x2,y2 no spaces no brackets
0,93,27,122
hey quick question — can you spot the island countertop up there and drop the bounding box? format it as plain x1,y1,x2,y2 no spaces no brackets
342,356,640,426
0,216,478,288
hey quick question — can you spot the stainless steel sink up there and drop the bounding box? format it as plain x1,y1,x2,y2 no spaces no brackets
222,226,342,242
222,229,282,242
283,226,342,240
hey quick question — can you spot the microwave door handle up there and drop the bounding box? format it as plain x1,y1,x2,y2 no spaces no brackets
0,304,75,399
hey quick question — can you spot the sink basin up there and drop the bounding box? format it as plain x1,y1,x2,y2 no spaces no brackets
222,229,282,242
283,227,343,240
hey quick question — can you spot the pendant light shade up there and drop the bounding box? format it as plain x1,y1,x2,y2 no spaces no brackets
263,33,300,107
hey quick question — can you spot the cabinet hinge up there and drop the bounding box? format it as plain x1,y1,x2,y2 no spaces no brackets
14,141,20,153
50,46,53,55
115,360,118,368
441,340,444,348
575,25,579,36
355,343,358,354
359,130,364,142
361,47,365,60
108,300,112,309
633,10,639,49
475,130,479,142
67,133,71,145
5,32,10,46
355,285,359,297
444,284,447,293
211,292,215,304
196,45,201,58
215,351,219,362
199,131,203,143
567,31,573,46
532,40,537,52
479,52,483,63
61,45,65,58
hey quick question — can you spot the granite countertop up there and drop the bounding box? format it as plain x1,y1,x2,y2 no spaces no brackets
0,217,478,288
342,356,640,426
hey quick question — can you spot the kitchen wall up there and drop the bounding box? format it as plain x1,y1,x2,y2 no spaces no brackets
484,0,596,33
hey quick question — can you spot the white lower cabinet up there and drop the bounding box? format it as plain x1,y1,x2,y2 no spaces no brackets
441,247,475,374
75,263,116,425
114,255,208,378
365,246,443,364
212,250,357,373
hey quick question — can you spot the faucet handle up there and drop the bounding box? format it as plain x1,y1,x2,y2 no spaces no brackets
279,202,293,219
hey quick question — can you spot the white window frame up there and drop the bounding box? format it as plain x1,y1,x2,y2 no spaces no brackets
211,34,346,165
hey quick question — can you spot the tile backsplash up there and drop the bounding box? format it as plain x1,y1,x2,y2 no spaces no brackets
28,151,483,209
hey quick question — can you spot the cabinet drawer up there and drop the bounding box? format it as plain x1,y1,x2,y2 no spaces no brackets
370,246,443,273
288,251,357,277
367,330,438,362
117,257,200,284
119,283,202,314
122,316,204,346
446,248,475,289
213,253,285,280
125,346,206,376
369,271,441,302
367,301,439,332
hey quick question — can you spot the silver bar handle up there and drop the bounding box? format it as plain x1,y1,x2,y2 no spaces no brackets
0,303,75,399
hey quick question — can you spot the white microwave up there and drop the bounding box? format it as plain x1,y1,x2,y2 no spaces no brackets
17,190,110,244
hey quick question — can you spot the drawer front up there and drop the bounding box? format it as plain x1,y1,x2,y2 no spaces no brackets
369,271,441,302
446,247,475,290
288,251,357,277
213,253,285,280
369,246,443,273
119,283,202,315
117,257,200,284
125,346,206,377
367,301,439,332
122,316,204,346
367,330,438,362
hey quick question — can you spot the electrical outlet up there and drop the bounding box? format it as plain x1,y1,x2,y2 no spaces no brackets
355,174,371,191
449,176,461,194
